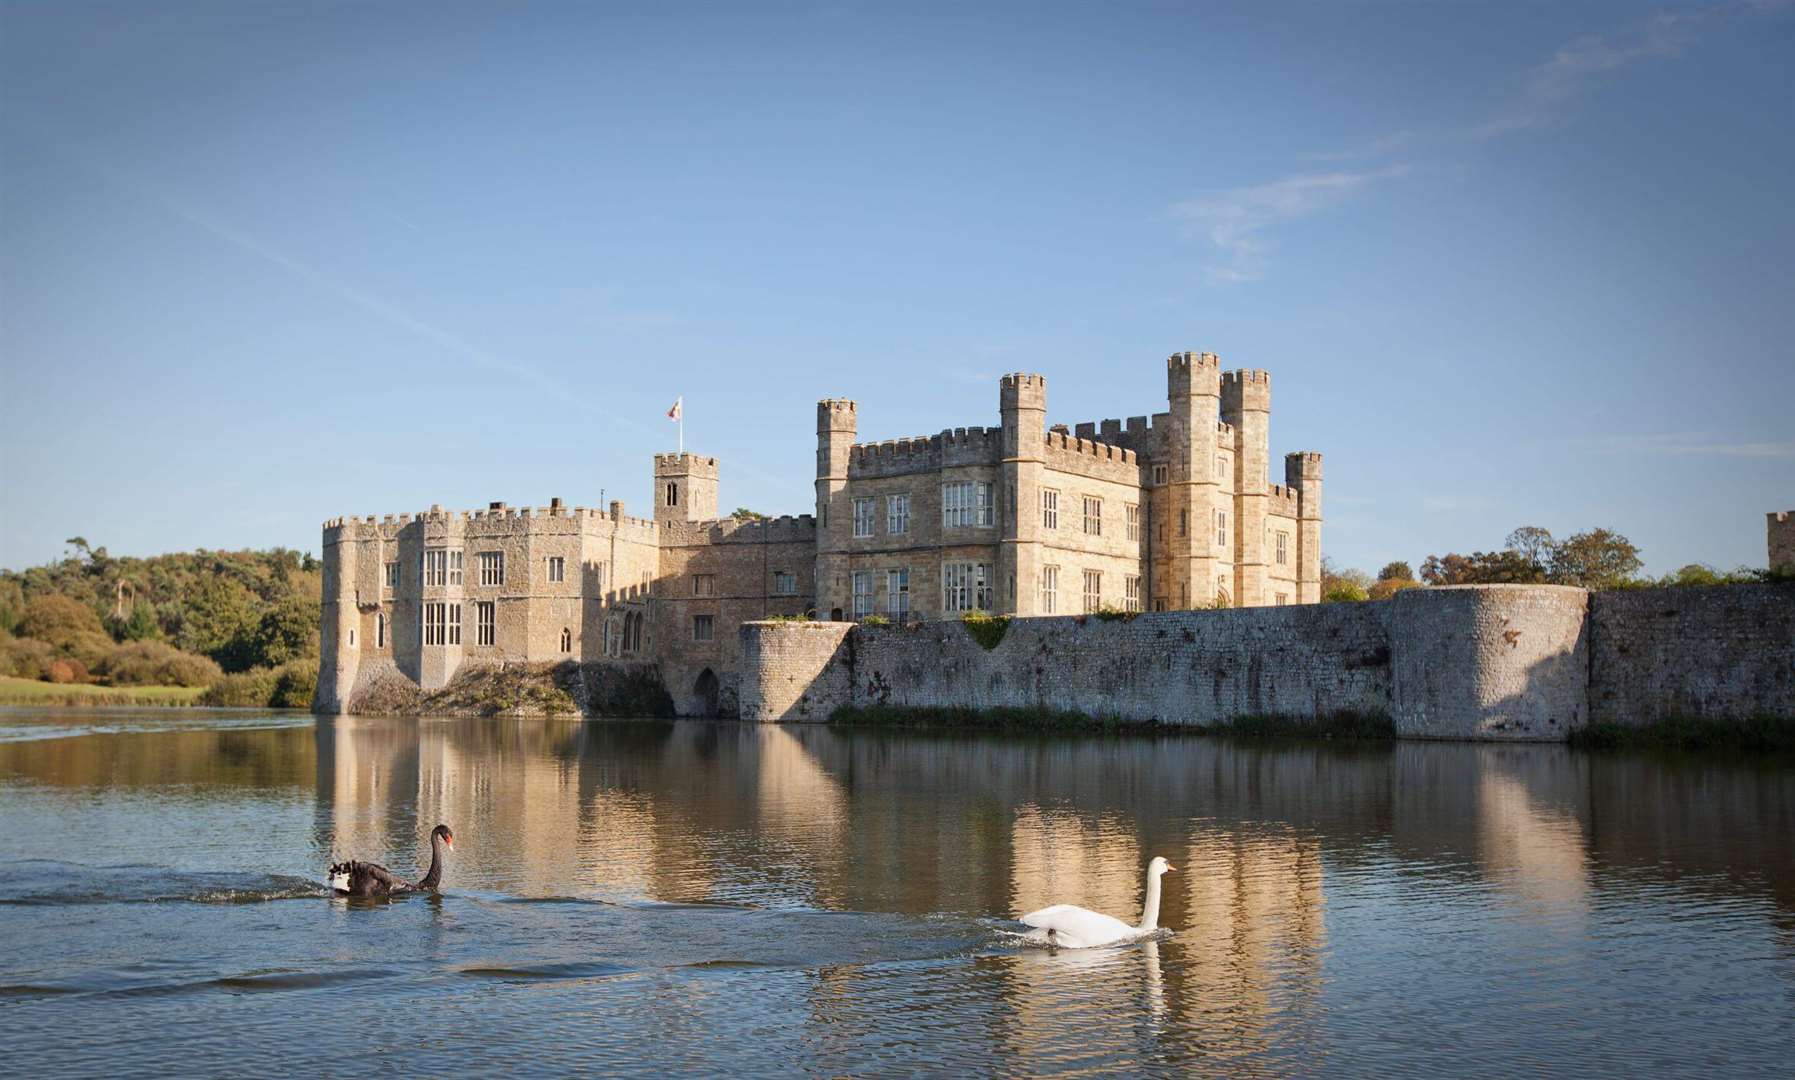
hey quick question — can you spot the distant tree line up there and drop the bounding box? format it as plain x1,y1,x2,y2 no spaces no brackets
0,539,320,705
1321,525,1786,603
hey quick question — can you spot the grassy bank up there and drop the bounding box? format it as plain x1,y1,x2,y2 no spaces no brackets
829,704,1395,740
1570,714,1795,753
0,675,207,707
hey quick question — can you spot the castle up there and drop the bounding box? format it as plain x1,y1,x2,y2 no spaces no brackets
318,352,1323,716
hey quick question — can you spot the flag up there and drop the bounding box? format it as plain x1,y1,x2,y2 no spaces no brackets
667,397,683,421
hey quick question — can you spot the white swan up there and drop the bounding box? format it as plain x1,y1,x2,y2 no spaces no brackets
1018,855,1175,949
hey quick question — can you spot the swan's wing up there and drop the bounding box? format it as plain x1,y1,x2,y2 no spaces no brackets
1018,904,1135,946
330,860,402,895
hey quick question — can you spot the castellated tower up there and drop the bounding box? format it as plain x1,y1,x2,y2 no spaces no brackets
1222,369,1272,607
1000,374,1048,615
1286,451,1324,604
1770,511,1795,575
1162,351,1224,608
654,453,719,525
815,398,857,618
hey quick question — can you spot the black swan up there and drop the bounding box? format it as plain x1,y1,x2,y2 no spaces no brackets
328,824,453,897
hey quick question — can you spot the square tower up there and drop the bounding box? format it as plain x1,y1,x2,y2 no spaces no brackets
654,453,720,525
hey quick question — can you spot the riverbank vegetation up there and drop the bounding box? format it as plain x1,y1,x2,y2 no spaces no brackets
0,539,320,708
1571,714,1795,753
1322,526,1787,603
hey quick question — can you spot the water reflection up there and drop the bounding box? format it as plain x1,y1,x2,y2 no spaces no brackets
1,712,1792,1076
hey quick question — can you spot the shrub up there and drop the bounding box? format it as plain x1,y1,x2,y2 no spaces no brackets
1322,581,1368,603
269,659,318,709
1092,605,1133,622
18,593,105,645
47,659,87,684
198,668,280,707
858,614,891,627
959,610,1011,650
63,630,120,672
0,636,56,680
98,640,223,687
1367,578,1422,601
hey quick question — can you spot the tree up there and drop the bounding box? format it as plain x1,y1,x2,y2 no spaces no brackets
1367,577,1421,601
177,579,262,669
249,592,321,668
120,602,162,641
1376,561,1414,582
1504,526,1555,576
1550,528,1642,590
731,508,768,520
1321,558,1372,602
18,594,105,646
1420,549,1548,586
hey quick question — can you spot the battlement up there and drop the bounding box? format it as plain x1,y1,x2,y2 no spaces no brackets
1168,350,1223,400
662,514,819,546
1221,368,1271,412
654,452,720,477
817,398,858,431
1285,450,1324,484
1045,430,1136,465
1000,372,1048,413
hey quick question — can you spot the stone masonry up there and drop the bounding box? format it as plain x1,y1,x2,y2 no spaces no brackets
1771,511,1795,575
319,350,1324,716
740,583,1795,740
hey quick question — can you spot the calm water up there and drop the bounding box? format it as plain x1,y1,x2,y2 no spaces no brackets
1,708,1792,1077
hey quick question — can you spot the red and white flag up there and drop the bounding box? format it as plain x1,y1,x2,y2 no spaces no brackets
666,396,683,421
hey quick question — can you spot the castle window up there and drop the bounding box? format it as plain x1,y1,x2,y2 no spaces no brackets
423,601,460,646
667,482,678,506
479,552,504,586
1180,509,1188,537
630,612,644,652
560,627,572,653
1041,489,1059,530
449,551,463,585
475,601,496,646
1083,496,1102,536
1125,576,1141,612
1276,532,1290,565
941,482,993,528
424,549,447,587
851,572,874,618
853,497,876,538
886,494,910,535
1006,483,1017,530
693,615,714,642
384,561,399,589
887,568,910,617
942,562,991,612
1082,570,1102,613
1215,511,1228,549
1216,577,1230,606
349,629,355,646
546,556,565,583
1153,597,1168,612
1217,455,1226,479
773,571,797,596
1126,504,1140,541
1152,464,1169,485
376,612,386,648
1276,592,1289,606
1040,565,1058,614
693,574,716,597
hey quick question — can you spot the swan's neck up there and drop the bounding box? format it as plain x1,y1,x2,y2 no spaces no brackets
416,833,444,891
1136,870,1163,932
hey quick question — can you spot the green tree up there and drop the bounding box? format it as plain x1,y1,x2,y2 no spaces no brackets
18,594,105,646
1504,526,1556,576
1321,558,1372,602
177,579,261,670
1550,528,1642,589
250,592,321,667
731,508,768,520
1376,561,1414,582
120,602,162,641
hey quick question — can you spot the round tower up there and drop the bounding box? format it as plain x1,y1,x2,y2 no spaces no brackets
815,399,857,618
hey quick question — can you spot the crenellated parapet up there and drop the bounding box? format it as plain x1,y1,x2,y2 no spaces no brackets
658,514,818,547
847,426,1003,477
1042,430,1139,484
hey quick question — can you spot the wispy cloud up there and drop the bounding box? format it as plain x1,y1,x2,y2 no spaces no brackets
1185,2,1789,281
1469,12,1703,140
1172,165,1409,283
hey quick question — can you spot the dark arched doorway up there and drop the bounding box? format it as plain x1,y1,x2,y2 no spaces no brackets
693,668,720,718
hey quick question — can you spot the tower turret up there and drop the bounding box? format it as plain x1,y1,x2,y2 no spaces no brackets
1160,351,1224,608
1286,451,1323,604
815,398,857,618
1222,369,1272,606
999,374,1048,615
654,453,719,525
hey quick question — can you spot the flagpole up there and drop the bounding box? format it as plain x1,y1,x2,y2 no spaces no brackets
679,412,684,454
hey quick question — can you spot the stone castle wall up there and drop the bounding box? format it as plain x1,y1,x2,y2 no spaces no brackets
1588,583,1795,725
741,583,1793,739
1771,511,1795,574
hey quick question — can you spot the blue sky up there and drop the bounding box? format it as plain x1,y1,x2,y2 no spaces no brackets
2,1,1791,575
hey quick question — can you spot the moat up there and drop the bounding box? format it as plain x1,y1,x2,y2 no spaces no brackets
2,708,1792,1076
